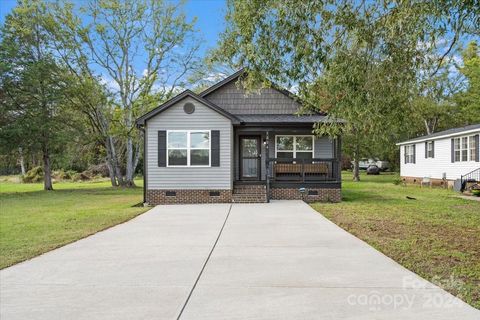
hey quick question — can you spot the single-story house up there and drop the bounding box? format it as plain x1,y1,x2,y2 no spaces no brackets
396,124,480,188
136,69,343,204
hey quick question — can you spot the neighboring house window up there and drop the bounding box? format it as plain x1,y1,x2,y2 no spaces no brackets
405,144,415,163
167,130,210,166
453,136,476,162
276,135,314,159
426,141,434,158
469,135,477,161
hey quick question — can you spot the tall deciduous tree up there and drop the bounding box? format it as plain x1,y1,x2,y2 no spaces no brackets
456,41,480,124
0,0,76,190
213,0,476,181
51,0,202,187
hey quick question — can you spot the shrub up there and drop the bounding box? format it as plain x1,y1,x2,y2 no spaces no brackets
65,170,77,180
472,189,480,197
71,172,91,182
392,178,402,185
52,169,69,180
83,163,109,178
22,166,44,183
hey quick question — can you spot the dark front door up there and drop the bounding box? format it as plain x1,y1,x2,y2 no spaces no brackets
240,136,261,180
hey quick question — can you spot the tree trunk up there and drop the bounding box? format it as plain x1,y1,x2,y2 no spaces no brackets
106,135,124,186
105,137,118,187
42,144,53,190
124,135,135,187
352,142,360,182
130,139,142,185
108,136,124,187
19,147,26,175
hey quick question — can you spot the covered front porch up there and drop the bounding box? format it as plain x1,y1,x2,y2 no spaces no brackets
232,122,342,202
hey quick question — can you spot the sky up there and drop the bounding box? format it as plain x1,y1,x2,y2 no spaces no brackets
0,0,229,91
0,0,227,59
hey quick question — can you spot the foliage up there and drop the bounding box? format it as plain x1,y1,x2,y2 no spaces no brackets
49,0,203,187
22,166,44,183
0,0,82,190
213,0,478,181
455,41,480,124
312,172,480,308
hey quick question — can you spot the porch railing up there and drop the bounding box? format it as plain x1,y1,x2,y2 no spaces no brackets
266,158,340,183
460,167,480,192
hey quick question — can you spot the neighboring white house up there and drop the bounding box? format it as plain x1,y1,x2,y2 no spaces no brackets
396,124,480,186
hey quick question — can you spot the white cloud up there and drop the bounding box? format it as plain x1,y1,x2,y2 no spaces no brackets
100,76,120,91
202,71,228,83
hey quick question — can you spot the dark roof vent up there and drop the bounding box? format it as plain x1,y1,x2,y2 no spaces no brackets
183,102,195,114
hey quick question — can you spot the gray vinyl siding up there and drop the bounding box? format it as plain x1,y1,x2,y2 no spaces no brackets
315,136,334,158
146,97,233,190
204,80,301,114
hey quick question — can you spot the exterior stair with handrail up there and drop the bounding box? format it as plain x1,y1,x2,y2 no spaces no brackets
460,167,480,193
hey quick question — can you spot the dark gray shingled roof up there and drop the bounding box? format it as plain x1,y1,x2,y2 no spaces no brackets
397,123,480,145
136,69,345,126
236,114,343,124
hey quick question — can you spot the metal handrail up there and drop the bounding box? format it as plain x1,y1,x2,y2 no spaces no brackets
460,167,480,192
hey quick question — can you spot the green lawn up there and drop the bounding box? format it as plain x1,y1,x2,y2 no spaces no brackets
0,178,148,269
312,171,480,309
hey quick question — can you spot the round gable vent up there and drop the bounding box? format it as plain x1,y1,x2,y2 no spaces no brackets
183,102,195,114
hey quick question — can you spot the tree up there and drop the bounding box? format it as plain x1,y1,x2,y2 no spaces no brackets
0,0,77,190
50,0,202,187
455,41,480,124
213,0,476,181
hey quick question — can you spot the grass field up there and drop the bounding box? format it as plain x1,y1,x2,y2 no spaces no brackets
0,178,147,269
311,172,480,309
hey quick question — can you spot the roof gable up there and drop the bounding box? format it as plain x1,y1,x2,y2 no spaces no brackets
136,90,239,126
200,69,305,115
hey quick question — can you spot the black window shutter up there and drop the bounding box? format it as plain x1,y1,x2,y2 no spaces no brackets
451,139,454,163
404,146,407,164
211,130,220,167
424,142,427,158
432,141,435,158
412,144,416,164
158,131,166,167
475,134,479,162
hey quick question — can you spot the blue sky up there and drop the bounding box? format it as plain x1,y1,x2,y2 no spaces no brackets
0,0,227,58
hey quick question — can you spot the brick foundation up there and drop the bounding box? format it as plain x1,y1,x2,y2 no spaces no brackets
270,187,341,203
147,187,341,205
147,189,232,205
401,176,453,188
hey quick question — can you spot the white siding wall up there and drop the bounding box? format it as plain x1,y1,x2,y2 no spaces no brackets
400,134,480,180
146,97,233,189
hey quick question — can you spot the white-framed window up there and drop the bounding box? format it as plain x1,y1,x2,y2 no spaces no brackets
405,144,415,163
427,141,434,158
167,130,210,167
469,136,477,161
453,135,477,162
275,135,314,159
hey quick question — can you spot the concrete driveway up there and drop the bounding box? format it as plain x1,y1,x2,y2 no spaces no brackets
1,201,478,319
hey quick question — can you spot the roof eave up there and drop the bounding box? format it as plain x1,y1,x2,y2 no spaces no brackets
199,69,245,97
396,127,480,146
135,89,240,126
